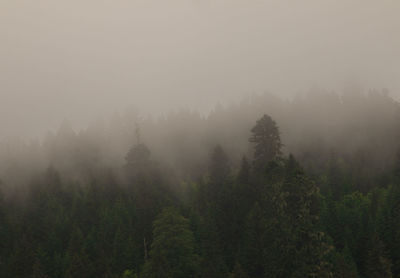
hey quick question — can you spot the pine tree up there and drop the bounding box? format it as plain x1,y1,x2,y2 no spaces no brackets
327,152,347,199
124,142,176,257
281,155,332,277
7,234,35,277
197,216,229,278
332,246,359,278
209,145,231,185
238,156,251,185
125,143,151,168
234,156,255,257
241,202,266,277
141,207,199,278
206,145,238,268
365,233,392,278
204,145,232,211
32,251,50,278
259,155,332,277
64,227,93,278
249,114,282,171
379,184,400,276
236,156,254,213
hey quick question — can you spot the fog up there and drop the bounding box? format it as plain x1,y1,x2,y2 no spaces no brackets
1,0,400,138
3,2,400,276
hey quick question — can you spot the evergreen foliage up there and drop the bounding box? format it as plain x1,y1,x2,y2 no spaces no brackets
141,207,199,278
249,114,282,171
0,108,398,277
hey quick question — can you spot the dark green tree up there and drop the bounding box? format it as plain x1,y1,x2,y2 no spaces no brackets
64,227,93,278
125,142,178,265
279,155,332,277
258,155,332,277
332,246,359,278
379,183,400,276
238,156,251,184
197,216,229,278
206,145,238,268
32,250,50,278
249,114,282,171
365,233,392,278
7,234,35,278
142,207,199,278
209,145,231,185
240,202,267,277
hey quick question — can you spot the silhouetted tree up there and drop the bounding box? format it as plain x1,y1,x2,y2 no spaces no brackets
209,145,230,185
126,143,151,169
249,114,282,171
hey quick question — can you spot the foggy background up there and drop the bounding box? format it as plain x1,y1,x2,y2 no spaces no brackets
1,0,400,138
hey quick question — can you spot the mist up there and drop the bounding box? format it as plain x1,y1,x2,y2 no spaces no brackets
2,1,400,277
1,0,400,138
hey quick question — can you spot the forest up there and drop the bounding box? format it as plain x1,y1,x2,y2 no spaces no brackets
1,90,400,277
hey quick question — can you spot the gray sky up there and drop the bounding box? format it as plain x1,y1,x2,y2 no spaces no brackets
1,0,399,138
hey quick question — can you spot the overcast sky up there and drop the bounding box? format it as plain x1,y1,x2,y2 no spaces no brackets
1,0,399,138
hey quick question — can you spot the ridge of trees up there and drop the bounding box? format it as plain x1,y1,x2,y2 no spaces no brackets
1,90,400,277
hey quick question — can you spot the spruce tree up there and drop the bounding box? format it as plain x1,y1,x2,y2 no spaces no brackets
241,202,267,277
126,143,151,167
280,155,332,277
64,227,92,278
332,246,359,278
249,114,282,171
365,233,392,278
142,207,199,278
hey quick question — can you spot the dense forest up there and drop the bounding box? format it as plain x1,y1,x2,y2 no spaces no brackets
1,90,400,277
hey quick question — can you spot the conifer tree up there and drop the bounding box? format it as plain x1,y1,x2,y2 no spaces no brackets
126,144,151,167
206,145,238,268
241,202,266,277
238,156,250,184
249,114,282,171
280,155,332,277
365,233,392,278
142,207,199,278
32,251,50,278
64,227,92,278
259,155,332,277
332,246,359,278
379,183,400,276
209,145,231,185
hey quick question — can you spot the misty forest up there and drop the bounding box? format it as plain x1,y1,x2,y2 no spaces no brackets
2,1,400,277
0,91,400,277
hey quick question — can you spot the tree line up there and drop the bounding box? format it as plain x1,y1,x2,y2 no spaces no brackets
1,109,400,277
